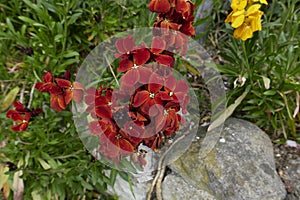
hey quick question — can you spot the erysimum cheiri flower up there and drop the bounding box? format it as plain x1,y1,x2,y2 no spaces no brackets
87,63,189,162
225,0,268,41
150,0,196,37
6,101,41,132
35,71,84,112
84,0,196,165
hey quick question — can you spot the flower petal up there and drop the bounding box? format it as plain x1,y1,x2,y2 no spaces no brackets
42,71,53,83
64,89,73,105
13,101,26,112
133,49,150,65
55,78,71,88
11,122,28,132
148,0,171,13
133,90,149,107
151,37,166,54
154,54,174,66
118,59,133,72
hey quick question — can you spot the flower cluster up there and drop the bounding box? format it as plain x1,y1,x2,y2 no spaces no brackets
35,71,85,112
6,101,41,132
225,0,268,41
149,0,196,37
6,0,197,167
87,63,190,164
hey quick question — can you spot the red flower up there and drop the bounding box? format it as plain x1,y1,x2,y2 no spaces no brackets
6,101,42,132
85,86,113,119
148,0,171,13
99,129,135,163
115,36,150,72
35,71,55,92
150,37,174,66
49,86,66,112
6,111,31,132
119,65,153,87
164,76,190,113
155,107,181,137
133,73,170,115
55,78,85,104
6,101,31,132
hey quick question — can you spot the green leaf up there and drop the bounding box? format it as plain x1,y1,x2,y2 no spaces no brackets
67,13,82,25
209,87,250,131
6,17,15,33
18,16,46,28
81,180,94,191
263,90,277,96
63,51,79,58
37,158,51,170
0,86,20,112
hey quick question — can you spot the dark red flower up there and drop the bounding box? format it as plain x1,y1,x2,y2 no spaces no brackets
55,78,85,104
133,74,170,116
119,65,153,87
155,107,181,137
6,101,42,132
85,86,113,119
164,76,190,113
115,36,151,72
6,101,32,132
148,0,171,13
35,71,55,92
6,111,31,132
49,86,66,112
99,129,135,163
150,37,175,66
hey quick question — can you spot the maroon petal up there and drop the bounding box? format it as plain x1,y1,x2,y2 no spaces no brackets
133,90,149,107
155,54,174,66
11,122,28,132
120,68,139,86
151,37,166,54
148,0,171,13
95,106,112,119
73,89,83,103
133,49,150,65
13,101,26,112
64,90,73,105
55,78,71,88
42,71,53,83
118,59,133,72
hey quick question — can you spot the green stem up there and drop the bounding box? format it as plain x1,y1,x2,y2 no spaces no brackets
242,41,253,86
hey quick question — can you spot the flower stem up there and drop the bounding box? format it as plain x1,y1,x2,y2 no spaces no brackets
242,41,253,86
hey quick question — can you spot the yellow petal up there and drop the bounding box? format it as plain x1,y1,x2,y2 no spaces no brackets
231,0,247,11
260,0,268,5
232,14,245,28
225,12,234,23
240,26,253,41
232,10,245,17
247,4,261,16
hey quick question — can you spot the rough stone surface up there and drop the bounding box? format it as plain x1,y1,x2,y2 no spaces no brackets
162,174,216,200
168,118,287,200
284,158,300,200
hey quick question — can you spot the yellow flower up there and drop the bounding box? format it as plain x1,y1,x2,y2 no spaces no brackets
226,4,261,28
248,0,268,5
231,0,247,11
233,10,263,40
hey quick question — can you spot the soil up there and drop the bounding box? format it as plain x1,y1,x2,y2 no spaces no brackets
273,143,300,200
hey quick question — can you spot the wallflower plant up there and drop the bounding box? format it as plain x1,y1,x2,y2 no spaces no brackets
5,0,196,169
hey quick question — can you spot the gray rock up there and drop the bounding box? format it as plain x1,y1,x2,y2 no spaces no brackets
162,174,216,200
284,158,300,200
168,118,287,200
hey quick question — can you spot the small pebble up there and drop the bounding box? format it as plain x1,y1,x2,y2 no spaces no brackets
219,137,226,143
